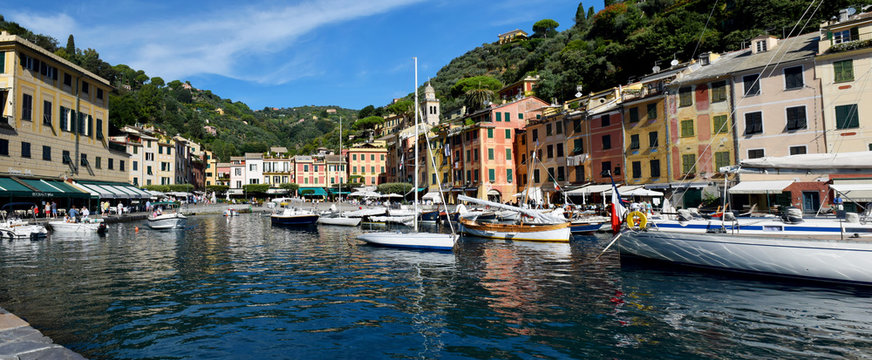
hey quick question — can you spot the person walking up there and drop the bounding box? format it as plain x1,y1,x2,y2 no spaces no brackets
117,202,123,216
45,202,51,219
51,201,57,219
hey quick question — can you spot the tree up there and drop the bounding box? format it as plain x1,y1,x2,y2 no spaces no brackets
464,88,496,114
206,185,229,193
243,184,270,194
352,116,384,131
279,183,299,195
533,19,560,38
450,76,503,97
358,105,376,119
150,77,165,88
65,34,75,60
377,182,412,195
386,99,414,119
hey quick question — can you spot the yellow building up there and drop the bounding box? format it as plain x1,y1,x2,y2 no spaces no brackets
816,11,872,153
0,31,130,202
621,66,689,187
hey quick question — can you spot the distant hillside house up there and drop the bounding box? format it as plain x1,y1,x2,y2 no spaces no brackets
499,75,540,103
326,109,337,114
498,29,528,44
204,125,217,136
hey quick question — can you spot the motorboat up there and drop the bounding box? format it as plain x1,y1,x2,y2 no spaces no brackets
48,218,107,235
317,215,361,226
569,219,608,234
147,201,187,230
0,203,47,240
271,207,319,226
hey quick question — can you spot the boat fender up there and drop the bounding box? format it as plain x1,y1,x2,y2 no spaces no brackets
626,211,647,230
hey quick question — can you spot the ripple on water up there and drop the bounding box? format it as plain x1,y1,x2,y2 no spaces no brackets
0,215,871,359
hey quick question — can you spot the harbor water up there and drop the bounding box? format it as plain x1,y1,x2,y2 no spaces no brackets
1,214,871,359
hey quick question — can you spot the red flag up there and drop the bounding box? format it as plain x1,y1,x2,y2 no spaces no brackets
610,181,625,233
611,203,621,233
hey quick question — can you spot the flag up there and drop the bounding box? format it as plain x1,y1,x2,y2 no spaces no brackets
399,154,404,169
610,178,626,234
444,142,450,158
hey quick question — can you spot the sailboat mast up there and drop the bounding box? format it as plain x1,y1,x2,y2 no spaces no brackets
339,116,342,203
413,57,419,232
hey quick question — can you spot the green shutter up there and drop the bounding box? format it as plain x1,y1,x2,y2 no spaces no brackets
505,129,511,139
0,52,4,73
495,113,501,122
850,27,859,41
505,148,512,160
488,148,494,160
489,168,495,182
518,113,524,119
488,128,493,138
507,169,513,183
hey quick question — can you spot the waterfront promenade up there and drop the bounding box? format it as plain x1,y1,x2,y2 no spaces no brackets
0,307,84,359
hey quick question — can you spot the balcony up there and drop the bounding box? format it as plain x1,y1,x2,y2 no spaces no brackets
829,39,872,53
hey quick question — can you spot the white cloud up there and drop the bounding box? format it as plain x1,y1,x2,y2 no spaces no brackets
11,0,424,83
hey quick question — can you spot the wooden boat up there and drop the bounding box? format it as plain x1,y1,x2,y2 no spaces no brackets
459,217,571,242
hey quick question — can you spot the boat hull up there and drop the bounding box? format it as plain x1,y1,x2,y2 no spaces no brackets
459,218,571,242
147,215,186,229
48,221,103,233
619,229,872,285
317,217,361,226
357,232,456,250
570,221,606,234
0,225,47,240
271,214,320,226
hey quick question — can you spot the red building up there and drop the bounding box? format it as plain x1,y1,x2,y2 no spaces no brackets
586,88,625,184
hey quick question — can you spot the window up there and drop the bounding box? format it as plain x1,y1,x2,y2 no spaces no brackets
488,169,495,182
133,161,138,171
556,122,563,134
108,158,114,170
352,154,357,161
602,135,611,150
784,66,803,89
629,107,639,123
532,129,538,142
370,154,375,161
629,134,640,150
506,169,513,183
679,87,693,107
743,74,760,96
474,150,479,161
715,151,730,170
573,138,584,154
145,153,154,161
648,131,659,148
22,94,32,121
785,106,806,131
744,112,763,134
167,147,171,155
20,142,30,158
96,119,103,139
834,60,853,83
496,112,502,122
504,112,510,122
712,115,729,134
647,103,657,120
249,164,256,171
556,143,564,157
601,115,610,127
62,150,70,164
573,119,582,132
546,123,553,136
575,165,585,182
557,166,565,181
833,28,858,44
42,146,50,161
835,104,859,129
43,100,52,126
158,146,163,154
82,81,89,94
632,161,642,178
649,159,661,178
81,153,88,167
97,88,103,100
95,157,102,169
466,150,470,161
518,113,524,120
601,161,611,176
789,146,807,155
381,154,385,161
711,81,727,102
487,128,493,138
505,148,512,161
352,166,357,174
547,145,553,158
534,169,540,183
304,165,309,172
756,40,767,52
505,129,511,139
748,149,765,159
680,119,695,137
681,154,696,174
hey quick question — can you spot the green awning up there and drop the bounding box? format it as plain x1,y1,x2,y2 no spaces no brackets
327,188,351,194
0,178,34,197
18,179,91,199
79,180,150,199
299,187,328,196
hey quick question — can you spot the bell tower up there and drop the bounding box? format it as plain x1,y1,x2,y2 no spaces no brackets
420,81,440,126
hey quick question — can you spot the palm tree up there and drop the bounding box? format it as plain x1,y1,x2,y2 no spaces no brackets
464,87,494,114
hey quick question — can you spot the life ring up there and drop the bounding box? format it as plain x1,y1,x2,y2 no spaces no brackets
626,211,647,230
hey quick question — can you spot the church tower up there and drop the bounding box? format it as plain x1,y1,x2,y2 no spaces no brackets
420,81,440,126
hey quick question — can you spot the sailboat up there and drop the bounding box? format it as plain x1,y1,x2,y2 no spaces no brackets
318,117,362,227
457,195,571,242
357,57,458,250
617,151,872,285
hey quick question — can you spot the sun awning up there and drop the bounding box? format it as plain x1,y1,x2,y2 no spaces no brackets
603,185,642,196
0,177,41,197
43,180,93,199
299,187,327,196
728,180,794,194
565,184,612,196
830,183,872,202
75,183,114,198
17,179,91,199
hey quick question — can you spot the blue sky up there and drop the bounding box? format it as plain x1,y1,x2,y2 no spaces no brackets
8,0,604,110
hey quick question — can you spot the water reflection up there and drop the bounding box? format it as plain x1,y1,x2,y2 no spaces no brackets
0,215,869,359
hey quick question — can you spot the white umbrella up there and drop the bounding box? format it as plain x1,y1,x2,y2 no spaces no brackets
381,193,404,198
